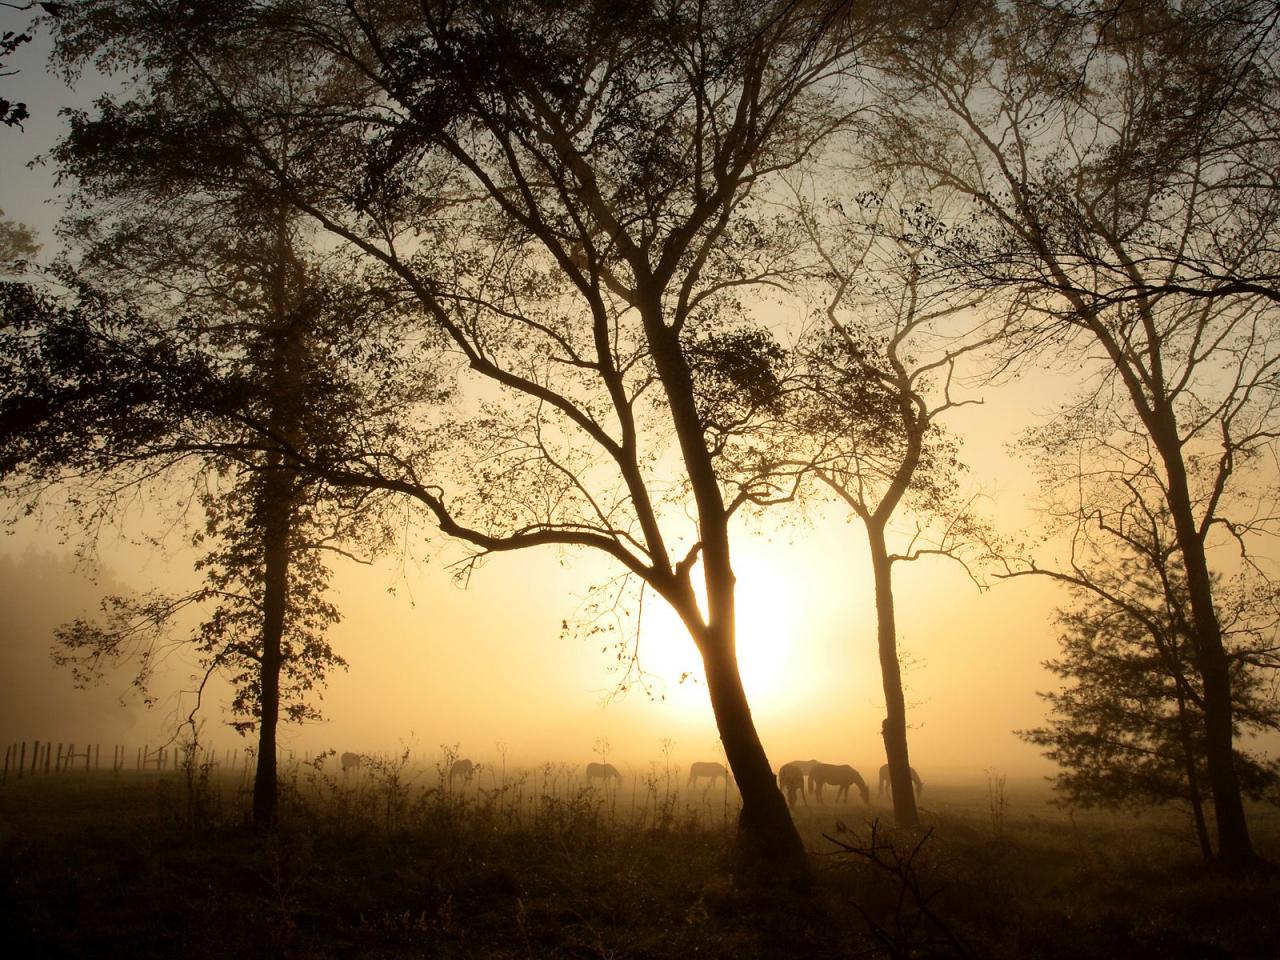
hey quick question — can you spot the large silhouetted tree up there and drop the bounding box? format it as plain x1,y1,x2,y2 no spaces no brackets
43,0,911,876
873,0,1280,868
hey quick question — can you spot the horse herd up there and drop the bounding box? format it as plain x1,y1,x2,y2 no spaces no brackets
778,759,923,806
339,752,921,804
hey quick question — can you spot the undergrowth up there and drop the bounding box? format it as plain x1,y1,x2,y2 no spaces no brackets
2,762,1277,959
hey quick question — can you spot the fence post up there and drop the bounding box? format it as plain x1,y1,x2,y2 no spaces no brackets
2,744,9,784
30,741,39,776
17,742,25,779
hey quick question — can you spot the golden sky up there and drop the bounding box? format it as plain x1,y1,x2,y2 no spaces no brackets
0,368,1078,781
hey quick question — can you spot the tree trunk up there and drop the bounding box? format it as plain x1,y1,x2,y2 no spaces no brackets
699,619,808,886
868,527,919,828
1156,421,1256,868
252,462,291,828
1174,691,1213,862
637,286,806,880
253,210,303,830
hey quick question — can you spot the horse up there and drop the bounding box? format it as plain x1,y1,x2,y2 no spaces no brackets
778,761,809,806
585,761,622,784
448,758,476,788
688,761,729,787
877,763,923,798
340,751,364,774
808,762,870,804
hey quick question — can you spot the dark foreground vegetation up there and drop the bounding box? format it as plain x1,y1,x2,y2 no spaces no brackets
2,765,1277,959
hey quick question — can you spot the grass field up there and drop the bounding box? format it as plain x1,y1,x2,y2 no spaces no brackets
2,754,1277,958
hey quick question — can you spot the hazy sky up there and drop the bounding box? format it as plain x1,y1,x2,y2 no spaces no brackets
3,13,1275,784
0,374,1076,779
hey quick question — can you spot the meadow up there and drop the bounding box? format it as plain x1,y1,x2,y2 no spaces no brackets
1,751,1277,959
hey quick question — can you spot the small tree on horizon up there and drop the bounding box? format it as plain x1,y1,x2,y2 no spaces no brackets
1022,552,1280,860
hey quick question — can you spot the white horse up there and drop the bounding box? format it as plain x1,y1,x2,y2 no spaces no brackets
585,761,622,784
688,761,729,787
340,751,364,774
877,763,923,798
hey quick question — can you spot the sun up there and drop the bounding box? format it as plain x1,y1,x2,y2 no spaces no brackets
634,545,808,713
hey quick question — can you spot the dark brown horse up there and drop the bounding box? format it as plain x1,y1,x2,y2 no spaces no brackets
687,761,729,787
808,762,870,804
585,761,622,784
877,763,923,798
449,758,476,788
778,761,810,806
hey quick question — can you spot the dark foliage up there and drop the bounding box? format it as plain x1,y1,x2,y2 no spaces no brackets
1022,556,1280,832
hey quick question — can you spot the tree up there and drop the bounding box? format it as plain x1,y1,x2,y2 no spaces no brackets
0,210,426,825
784,191,997,828
873,0,1280,868
1022,551,1280,861
45,0,903,876
0,210,40,273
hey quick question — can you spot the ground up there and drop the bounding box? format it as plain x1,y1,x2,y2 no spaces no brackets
1,758,1277,958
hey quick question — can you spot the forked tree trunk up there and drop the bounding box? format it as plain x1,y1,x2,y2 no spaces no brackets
868,528,919,829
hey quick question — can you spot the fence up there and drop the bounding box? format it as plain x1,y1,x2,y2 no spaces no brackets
0,740,313,784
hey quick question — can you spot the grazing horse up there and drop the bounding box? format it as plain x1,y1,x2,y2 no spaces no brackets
687,761,729,787
808,763,870,804
448,758,476,788
778,761,809,806
877,764,923,798
585,762,622,784
340,751,363,774
786,759,821,795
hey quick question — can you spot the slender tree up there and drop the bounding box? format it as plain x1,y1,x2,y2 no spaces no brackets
783,193,997,827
